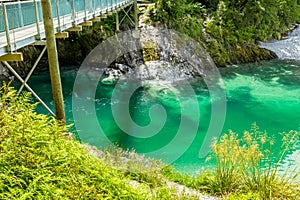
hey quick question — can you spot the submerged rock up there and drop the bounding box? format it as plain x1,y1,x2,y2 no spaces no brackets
101,59,195,85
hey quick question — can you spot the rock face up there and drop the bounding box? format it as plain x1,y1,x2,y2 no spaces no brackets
101,59,196,85
0,63,10,80
96,26,216,85
226,44,277,65
134,61,193,82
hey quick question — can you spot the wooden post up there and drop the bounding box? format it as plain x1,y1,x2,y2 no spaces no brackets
84,0,87,20
55,0,61,32
71,0,76,25
134,0,138,30
41,0,66,122
34,0,41,39
116,11,120,32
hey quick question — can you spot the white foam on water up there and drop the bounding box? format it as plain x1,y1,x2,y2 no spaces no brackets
260,28,300,61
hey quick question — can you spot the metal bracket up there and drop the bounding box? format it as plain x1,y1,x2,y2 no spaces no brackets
120,4,135,27
17,46,47,95
1,48,56,117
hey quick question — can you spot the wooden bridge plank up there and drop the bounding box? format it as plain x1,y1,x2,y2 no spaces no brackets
55,32,69,39
91,17,101,22
0,53,23,62
80,21,93,26
66,26,82,32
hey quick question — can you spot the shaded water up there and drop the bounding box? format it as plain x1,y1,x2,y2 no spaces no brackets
25,60,300,174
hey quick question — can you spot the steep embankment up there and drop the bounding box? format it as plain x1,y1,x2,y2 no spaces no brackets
146,0,300,67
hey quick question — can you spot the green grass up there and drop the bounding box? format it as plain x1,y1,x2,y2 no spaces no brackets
0,84,191,199
1,84,299,199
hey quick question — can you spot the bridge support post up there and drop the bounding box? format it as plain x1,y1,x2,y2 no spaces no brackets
2,3,11,52
55,0,61,32
116,11,120,32
18,0,24,27
41,0,66,123
134,0,138,30
34,0,41,40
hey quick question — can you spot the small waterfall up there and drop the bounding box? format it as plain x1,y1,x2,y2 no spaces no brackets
259,28,300,61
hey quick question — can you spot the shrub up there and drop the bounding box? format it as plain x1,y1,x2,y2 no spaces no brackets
151,0,300,66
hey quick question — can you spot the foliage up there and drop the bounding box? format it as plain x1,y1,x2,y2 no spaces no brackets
153,0,206,41
0,84,190,199
162,124,300,199
143,40,160,62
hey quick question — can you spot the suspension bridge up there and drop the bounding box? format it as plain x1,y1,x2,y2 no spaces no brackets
0,0,138,122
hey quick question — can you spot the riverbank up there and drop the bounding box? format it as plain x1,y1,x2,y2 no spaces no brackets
1,85,299,199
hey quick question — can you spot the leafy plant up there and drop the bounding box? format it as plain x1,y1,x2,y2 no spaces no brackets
160,123,300,199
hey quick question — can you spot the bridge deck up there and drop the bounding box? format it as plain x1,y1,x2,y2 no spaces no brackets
0,0,133,57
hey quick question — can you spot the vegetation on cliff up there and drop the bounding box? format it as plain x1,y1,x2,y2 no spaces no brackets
149,0,300,66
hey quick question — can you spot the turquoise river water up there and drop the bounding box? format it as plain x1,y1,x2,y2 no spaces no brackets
24,60,300,174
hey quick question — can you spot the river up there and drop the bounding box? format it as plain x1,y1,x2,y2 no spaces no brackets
22,59,300,174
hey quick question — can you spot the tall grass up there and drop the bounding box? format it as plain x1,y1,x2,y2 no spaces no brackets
210,124,300,199
161,124,300,199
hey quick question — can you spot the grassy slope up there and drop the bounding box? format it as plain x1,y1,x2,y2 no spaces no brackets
0,85,192,199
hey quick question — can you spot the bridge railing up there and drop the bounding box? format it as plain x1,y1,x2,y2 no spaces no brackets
0,0,132,54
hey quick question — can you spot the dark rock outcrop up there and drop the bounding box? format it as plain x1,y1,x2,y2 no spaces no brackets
0,62,10,80
223,45,278,66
